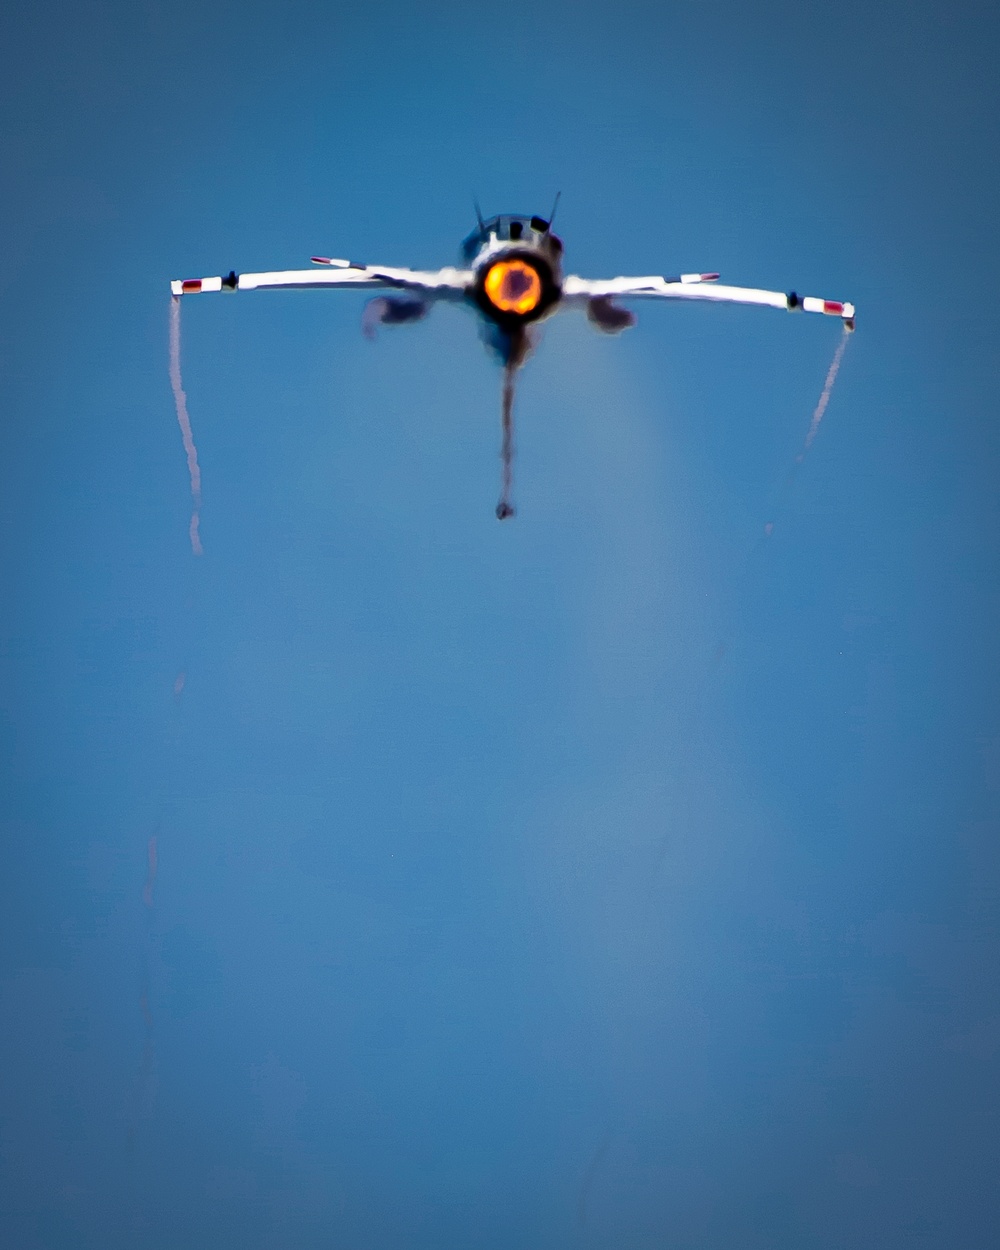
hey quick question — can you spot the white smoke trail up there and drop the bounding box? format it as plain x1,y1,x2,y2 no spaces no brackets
168,297,204,554
796,326,850,462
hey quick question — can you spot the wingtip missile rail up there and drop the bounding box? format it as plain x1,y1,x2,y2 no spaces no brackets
787,290,856,330
171,270,240,297
170,258,362,296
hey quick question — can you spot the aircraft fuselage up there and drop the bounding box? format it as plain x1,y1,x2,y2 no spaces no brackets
460,213,564,362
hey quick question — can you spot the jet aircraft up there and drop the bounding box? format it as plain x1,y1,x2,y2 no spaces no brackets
171,208,855,519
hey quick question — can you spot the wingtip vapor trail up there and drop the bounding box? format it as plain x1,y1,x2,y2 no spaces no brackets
141,835,158,909
797,325,850,463
760,325,853,537
168,297,204,555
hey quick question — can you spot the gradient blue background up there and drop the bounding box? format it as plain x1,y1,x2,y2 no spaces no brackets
2,2,999,1246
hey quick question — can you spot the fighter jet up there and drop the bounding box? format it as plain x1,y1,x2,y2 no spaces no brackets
171,207,855,519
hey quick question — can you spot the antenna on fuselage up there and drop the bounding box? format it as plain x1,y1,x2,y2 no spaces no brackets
547,191,561,229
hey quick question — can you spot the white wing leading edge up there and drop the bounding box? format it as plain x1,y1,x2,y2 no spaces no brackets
562,274,856,328
170,260,473,299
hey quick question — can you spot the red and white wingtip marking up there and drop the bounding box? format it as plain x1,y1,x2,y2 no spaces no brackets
679,272,720,284
171,276,223,296
802,295,856,324
310,256,352,267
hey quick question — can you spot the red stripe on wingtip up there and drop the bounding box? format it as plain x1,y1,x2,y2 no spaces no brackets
181,279,202,293
702,273,720,281
311,256,331,264
823,300,844,315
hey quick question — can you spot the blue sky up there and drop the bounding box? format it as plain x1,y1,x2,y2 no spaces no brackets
2,2,999,1247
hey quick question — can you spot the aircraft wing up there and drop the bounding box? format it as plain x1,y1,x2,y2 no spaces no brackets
562,274,855,326
170,261,473,299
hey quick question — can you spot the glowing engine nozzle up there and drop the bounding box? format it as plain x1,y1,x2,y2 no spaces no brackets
483,260,543,315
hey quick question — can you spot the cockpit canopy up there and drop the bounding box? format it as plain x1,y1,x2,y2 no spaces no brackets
461,214,561,262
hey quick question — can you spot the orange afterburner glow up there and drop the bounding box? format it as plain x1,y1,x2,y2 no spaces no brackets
483,260,542,315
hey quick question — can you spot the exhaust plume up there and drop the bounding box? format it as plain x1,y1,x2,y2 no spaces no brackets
497,362,517,520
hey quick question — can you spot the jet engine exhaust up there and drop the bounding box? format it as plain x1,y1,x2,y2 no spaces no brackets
168,297,204,554
497,363,517,520
495,327,532,520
